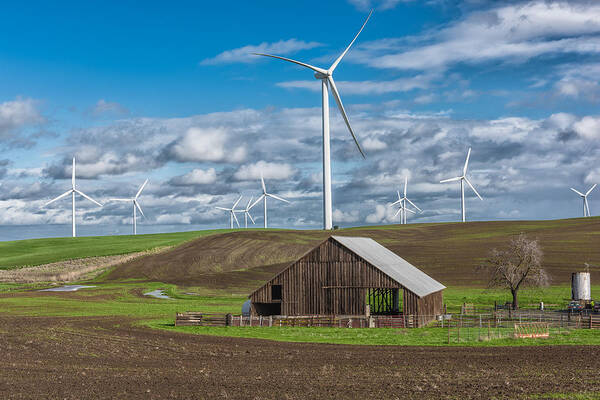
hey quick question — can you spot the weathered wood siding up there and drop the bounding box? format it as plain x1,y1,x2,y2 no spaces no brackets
251,238,400,315
250,237,444,320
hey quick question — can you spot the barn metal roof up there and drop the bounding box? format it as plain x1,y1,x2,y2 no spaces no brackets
331,236,445,298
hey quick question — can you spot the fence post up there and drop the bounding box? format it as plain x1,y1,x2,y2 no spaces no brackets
447,321,450,344
478,314,481,341
590,314,593,329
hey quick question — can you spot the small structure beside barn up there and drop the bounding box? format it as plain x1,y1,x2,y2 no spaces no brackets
249,236,445,326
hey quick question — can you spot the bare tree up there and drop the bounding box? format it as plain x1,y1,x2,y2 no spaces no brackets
480,234,549,310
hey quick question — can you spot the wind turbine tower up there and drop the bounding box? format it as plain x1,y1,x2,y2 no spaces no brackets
570,184,597,217
109,179,149,235
440,148,483,222
43,157,103,237
251,174,289,229
390,176,421,224
255,11,372,230
216,196,242,229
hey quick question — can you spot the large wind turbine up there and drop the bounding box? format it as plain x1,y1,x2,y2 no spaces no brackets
254,11,372,230
238,197,257,229
390,176,421,224
440,148,483,222
251,174,289,229
570,184,597,217
392,202,415,224
43,157,103,237
109,179,148,235
216,196,242,229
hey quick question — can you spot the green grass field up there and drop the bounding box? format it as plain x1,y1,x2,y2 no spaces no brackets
0,229,236,268
0,280,597,346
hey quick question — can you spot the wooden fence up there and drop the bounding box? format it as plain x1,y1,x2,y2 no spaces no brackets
175,311,600,329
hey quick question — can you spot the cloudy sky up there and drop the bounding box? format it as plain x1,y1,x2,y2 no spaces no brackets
1,0,599,239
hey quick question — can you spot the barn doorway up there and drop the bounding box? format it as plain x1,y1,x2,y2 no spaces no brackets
253,302,281,316
367,288,402,315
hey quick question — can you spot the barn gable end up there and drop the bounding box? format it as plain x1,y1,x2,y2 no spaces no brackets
249,236,445,324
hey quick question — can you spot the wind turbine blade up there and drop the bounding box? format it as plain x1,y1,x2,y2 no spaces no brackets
253,53,327,75
232,195,243,210
250,194,265,209
440,177,462,183
405,207,416,214
571,188,585,197
260,173,267,194
328,10,373,73
328,76,365,158
393,207,402,218
463,147,471,175
248,212,256,225
586,184,597,196
232,211,240,228
134,200,145,218
268,193,290,204
390,199,401,206
404,176,408,198
406,198,422,212
75,190,103,207
72,157,76,188
135,179,149,199
464,177,483,200
109,198,132,202
215,207,230,211
44,190,72,206
246,196,253,211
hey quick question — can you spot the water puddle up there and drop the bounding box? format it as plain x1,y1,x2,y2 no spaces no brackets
144,289,173,300
39,285,96,292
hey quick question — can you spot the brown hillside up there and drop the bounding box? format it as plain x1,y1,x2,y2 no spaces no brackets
104,218,600,288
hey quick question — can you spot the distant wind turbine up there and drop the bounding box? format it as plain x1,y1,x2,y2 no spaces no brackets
216,196,242,229
254,11,372,230
43,157,103,237
239,196,257,229
440,148,483,222
390,176,421,224
251,173,290,229
109,179,149,235
571,184,597,217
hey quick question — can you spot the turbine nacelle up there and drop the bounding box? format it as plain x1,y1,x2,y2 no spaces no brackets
314,71,329,80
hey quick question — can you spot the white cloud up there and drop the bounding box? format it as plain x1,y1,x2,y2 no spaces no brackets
333,209,360,223
573,116,600,140
0,98,44,142
233,160,296,181
470,117,539,144
277,73,436,94
347,0,409,11
362,137,387,151
155,213,192,225
547,112,576,130
170,168,217,186
92,99,128,116
355,2,600,71
365,204,399,224
169,127,246,163
200,39,322,65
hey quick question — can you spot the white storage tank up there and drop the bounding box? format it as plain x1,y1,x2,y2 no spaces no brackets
571,272,591,301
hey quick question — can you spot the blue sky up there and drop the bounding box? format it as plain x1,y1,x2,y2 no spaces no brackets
1,0,600,239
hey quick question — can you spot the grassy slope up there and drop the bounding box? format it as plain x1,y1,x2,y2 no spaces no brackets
104,217,600,287
0,229,238,268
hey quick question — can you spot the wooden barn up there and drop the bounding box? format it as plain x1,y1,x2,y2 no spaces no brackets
249,236,445,325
